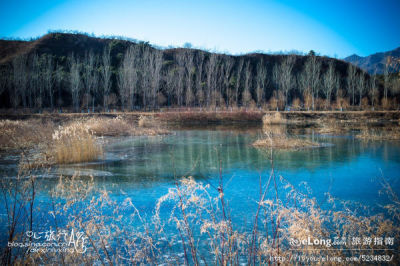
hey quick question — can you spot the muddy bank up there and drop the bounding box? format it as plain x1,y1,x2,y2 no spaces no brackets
280,111,400,126
0,110,399,127
157,110,400,127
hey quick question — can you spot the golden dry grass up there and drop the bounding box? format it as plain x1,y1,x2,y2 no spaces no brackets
84,116,136,136
0,119,54,150
254,123,320,149
138,115,153,128
50,121,103,164
316,118,349,135
67,116,168,137
48,116,168,164
4,166,400,264
1,116,169,167
262,112,286,125
253,136,319,149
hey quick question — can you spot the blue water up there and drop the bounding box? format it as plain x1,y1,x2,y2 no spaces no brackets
1,127,400,253
75,129,400,210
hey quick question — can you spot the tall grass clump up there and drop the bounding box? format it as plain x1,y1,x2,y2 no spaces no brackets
51,121,103,164
255,114,321,149
253,124,320,149
262,112,286,125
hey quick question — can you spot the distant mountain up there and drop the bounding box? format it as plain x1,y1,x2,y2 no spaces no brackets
344,47,400,74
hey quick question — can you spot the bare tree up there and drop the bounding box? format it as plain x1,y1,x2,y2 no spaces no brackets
117,63,130,110
150,50,163,109
300,55,321,110
242,61,253,108
206,53,218,107
83,50,96,111
91,67,99,112
384,57,390,101
347,63,357,105
12,54,28,108
215,60,225,108
369,72,378,109
173,50,185,107
180,50,194,107
196,85,205,108
101,45,112,111
235,58,244,107
195,52,205,107
55,63,64,109
166,67,177,106
356,72,366,107
28,54,41,108
256,59,268,107
322,61,338,108
42,54,54,109
118,45,139,110
140,46,152,109
68,53,81,112
274,55,296,108
223,57,234,108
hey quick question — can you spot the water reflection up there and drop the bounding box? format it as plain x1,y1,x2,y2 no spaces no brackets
1,127,399,206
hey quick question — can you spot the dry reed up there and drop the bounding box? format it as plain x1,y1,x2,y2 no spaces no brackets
51,121,103,164
2,168,399,265
253,123,320,149
262,112,286,125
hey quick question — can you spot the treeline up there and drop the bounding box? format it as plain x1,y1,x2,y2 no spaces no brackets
0,33,399,111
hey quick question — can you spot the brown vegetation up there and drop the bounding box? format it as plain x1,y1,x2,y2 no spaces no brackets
356,126,400,141
315,118,350,135
253,132,320,149
2,166,399,264
253,135,320,149
84,115,168,136
261,112,286,125
0,119,54,150
1,115,168,167
253,122,320,149
157,109,264,125
50,121,103,164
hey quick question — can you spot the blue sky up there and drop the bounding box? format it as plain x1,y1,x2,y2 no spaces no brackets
0,0,399,58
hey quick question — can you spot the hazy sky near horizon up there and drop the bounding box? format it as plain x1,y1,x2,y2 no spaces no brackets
0,0,399,58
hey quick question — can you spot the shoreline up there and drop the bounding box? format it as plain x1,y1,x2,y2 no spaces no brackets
0,110,399,126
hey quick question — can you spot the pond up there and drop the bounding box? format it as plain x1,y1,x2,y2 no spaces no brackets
1,126,400,261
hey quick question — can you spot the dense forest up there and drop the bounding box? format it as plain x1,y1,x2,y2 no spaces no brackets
0,32,399,111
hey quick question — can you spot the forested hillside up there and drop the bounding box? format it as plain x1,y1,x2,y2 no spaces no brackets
0,32,399,111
